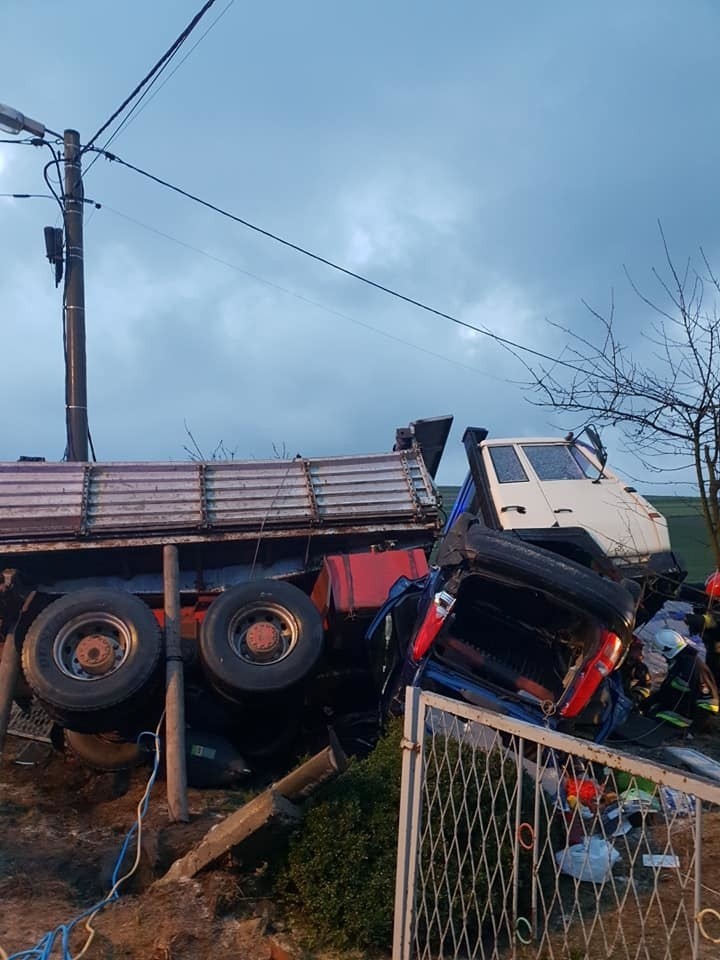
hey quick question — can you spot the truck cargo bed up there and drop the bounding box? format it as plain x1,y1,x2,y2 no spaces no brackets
0,451,438,555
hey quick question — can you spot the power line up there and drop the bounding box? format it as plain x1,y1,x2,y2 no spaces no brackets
82,0,221,155
101,202,517,384
82,0,231,183
0,192,54,199
84,1,233,177
40,141,66,218
92,147,593,376
107,0,236,137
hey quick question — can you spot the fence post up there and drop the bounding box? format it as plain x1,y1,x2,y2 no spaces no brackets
511,736,525,958
531,744,542,940
694,795,703,960
393,686,426,960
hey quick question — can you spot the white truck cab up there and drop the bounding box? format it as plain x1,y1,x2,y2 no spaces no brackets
447,427,686,622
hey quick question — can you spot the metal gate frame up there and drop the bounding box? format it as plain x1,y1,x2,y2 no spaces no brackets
393,686,720,960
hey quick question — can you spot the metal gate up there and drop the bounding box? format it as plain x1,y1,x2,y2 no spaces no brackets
393,687,720,960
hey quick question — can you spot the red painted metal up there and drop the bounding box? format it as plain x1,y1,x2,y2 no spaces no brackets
311,548,428,617
560,630,624,718
706,571,720,599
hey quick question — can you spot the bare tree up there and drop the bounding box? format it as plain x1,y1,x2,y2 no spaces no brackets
527,225,720,568
182,421,237,462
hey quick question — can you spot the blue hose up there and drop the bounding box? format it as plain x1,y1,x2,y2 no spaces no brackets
4,728,162,960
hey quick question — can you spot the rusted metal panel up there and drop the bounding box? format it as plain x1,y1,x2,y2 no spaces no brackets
0,463,85,535
0,450,439,547
309,454,432,520
0,521,438,556
206,461,312,527
87,464,202,531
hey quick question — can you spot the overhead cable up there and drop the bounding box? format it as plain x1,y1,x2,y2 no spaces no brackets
82,0,221,155
106,0,236,139
92,147,592,376
101,203,518,383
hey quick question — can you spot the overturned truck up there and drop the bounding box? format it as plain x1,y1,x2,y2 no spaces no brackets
0,418,450,762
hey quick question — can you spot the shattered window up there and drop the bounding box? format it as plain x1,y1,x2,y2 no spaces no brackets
522,444,587,480
488,445,528,483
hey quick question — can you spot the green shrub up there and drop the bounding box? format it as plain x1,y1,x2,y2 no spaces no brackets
275,721,403,950
275,720,555,953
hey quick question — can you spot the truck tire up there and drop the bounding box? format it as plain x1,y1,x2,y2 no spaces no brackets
22,588,162,733
199,580,324,698
65,730,145,772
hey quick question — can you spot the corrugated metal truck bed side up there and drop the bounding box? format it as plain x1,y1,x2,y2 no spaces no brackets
0,451,439,555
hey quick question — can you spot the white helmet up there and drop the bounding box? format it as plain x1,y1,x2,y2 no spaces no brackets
649,628,687,660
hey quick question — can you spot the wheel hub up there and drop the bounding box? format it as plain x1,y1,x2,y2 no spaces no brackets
245,622,282,661
75,635,116,676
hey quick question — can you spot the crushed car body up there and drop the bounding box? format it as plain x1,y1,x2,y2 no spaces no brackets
368,514,639,742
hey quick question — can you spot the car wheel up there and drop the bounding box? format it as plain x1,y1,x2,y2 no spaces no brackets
199,580,324,697
65,730,145,772
22,588,162,732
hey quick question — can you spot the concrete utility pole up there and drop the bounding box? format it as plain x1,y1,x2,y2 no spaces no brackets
62,130,88,462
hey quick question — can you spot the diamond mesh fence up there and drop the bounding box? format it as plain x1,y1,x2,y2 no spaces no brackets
393,689,720,960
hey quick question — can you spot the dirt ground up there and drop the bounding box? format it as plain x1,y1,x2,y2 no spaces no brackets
0,736,303,960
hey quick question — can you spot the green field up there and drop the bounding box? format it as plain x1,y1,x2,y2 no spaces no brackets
437,487,715,584
647,496,715,583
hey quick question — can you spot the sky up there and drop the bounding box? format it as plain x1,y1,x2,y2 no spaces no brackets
1,1,719,489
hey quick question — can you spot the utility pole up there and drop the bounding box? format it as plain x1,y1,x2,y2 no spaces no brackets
0,104,87,461
62,130,89,462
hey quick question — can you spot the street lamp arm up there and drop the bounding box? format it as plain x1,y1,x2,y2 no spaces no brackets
0,101,61,140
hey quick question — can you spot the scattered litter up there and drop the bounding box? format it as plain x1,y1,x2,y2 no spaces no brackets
659,786,695,818
663,747,720,783
555,836,620,883
563,776,603,818
618,786,661,819
642,854,680,868
13,740,53,765
613,771,656,795
600,807,632,836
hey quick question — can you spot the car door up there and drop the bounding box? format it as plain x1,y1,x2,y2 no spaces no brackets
480,442,557,530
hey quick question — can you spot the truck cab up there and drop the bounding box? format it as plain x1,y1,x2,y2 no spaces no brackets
447,427,685,622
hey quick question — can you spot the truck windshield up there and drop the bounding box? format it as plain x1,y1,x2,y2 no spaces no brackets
521,444,593,481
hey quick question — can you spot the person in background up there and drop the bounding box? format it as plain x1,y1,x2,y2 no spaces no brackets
623,635,652,704
642,628,719,732
686,571,720,685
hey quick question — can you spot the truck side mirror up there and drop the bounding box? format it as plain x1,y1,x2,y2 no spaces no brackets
585,425,608,480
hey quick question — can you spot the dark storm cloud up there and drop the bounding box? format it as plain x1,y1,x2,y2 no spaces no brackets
2,0,718,491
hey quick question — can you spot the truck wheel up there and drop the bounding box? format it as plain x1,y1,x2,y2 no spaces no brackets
22,588,162,732
65,730,145,772
200,580,324,697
